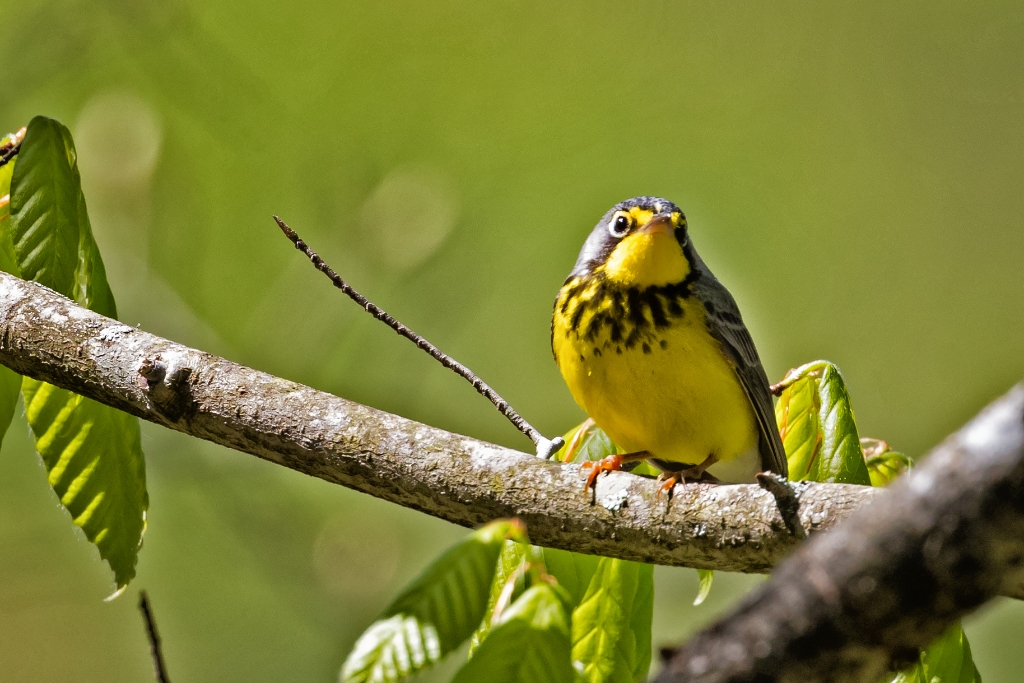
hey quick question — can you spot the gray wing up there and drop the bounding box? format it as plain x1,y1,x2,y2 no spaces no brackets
690,254,788,477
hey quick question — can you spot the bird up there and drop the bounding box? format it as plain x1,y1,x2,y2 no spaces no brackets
551,196,787,492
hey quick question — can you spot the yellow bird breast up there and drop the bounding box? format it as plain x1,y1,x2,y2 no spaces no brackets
552,280,760,479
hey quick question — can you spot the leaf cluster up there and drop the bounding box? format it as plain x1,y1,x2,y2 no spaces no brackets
341,516,654,683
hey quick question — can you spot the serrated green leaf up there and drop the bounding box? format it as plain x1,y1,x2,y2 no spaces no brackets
570,557,654,683
21,379,147,589
342,519,518,683
774,361,870,485
693,569,714,607
6,115,147,592
885,623,981,683
451,583,576,683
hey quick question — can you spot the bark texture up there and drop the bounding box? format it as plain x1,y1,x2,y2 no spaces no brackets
0,272,880,572
657,382,1024,683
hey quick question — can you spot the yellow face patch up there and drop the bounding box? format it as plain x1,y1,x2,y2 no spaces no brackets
603,211,689,287
627,207,654,227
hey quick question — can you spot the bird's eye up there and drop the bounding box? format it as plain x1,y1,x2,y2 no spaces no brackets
609,213,632,238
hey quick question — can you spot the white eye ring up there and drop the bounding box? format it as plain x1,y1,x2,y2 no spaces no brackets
608,212,632,238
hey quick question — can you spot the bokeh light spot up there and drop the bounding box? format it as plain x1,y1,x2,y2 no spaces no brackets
74,91,162,188
360,164,458,272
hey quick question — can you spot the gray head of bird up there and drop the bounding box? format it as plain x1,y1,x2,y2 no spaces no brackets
568,196,690,288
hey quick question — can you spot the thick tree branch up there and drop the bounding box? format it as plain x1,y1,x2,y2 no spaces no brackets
657,382,1024,683
0,272,878,572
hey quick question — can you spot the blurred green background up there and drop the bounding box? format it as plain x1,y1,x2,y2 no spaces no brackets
1,0,1023,680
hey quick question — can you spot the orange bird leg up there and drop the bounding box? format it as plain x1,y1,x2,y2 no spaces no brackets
581,451,650,491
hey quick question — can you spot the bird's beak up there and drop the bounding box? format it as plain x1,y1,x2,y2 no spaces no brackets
637,212,676,237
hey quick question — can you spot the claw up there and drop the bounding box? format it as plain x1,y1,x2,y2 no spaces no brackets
657,473,679,498
582,454,624,491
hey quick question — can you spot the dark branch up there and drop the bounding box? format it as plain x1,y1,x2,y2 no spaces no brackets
0,271,885,575
657,382,1024,683
274,216,564,460
138,591,171,683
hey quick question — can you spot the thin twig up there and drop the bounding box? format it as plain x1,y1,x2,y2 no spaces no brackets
138,591,171,683
273,215,564,459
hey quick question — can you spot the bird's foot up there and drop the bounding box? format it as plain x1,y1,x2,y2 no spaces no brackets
657,473,680,498
581,454,624,491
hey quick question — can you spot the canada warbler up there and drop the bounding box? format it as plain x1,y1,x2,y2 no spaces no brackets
551,197,787,492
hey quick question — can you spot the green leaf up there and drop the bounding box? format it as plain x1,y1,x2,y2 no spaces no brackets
886,623,981,683
21,380,148,590
341,519,520,683
628,561,654,681
6,115,147,592
774,368,821,480
470,540,529,654
451,583,577,683
542,548,600,605
9,117,83,296
476,544,655,682
774,361,871,485
816,363,871,485
693,569,714,607
570,557,654,683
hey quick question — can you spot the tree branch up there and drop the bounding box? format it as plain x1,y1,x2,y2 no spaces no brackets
656,382,1024,683
0,271,883,573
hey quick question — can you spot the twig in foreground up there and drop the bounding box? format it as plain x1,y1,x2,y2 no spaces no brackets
138,591,171,683
274,215,564,459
